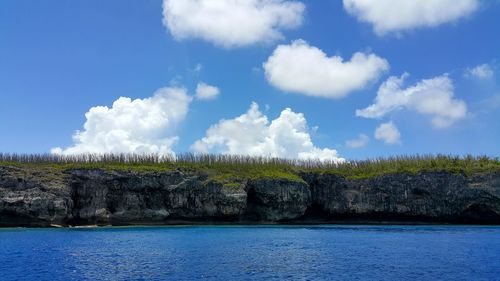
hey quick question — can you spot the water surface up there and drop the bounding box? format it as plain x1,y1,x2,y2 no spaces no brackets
1,225,499,280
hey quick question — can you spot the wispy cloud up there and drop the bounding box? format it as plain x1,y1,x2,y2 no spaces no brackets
345,134,369,149
464,63,494,80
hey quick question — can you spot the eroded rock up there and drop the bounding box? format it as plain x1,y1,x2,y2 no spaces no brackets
1,166,499,226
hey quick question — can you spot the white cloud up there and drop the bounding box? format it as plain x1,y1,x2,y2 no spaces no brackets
252,66,262,73
162,0,305,48
191,102,344,162
194,63,203,73
263,40,389,98
345,134,369,148
343,0,479,35
465,63,494,80
195,82,220,100
356,73,467,128
375,122,401,144
52,87,192,155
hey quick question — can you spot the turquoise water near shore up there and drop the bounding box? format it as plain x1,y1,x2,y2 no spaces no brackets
1,225,499,280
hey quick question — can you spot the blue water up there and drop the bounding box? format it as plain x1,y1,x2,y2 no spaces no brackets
1,226,500,280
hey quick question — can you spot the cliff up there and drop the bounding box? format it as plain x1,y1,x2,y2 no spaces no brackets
1,165,500,226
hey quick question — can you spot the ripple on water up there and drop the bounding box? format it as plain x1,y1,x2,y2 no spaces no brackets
0,225,499,280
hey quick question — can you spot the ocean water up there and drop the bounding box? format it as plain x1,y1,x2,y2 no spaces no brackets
1,226,499,281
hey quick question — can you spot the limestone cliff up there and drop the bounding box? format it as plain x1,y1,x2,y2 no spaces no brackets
1,165,499,226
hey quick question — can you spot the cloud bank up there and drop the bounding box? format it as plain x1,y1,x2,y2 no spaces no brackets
263,40,389,98
191,102,344,162
52,87,192,155
356,73,467,128
343,0,479,35
163,0,305,48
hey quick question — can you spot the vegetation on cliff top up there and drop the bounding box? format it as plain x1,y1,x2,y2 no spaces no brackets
1,153,499,183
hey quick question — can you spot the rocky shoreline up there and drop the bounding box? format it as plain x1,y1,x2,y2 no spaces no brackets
1,166,500,227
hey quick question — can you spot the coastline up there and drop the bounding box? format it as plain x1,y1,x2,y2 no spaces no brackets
2,164,500,227
1,218,499,229
3,223,500,231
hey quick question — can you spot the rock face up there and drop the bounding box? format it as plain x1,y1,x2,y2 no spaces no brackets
301,172,500,223
68,169,246,225
245,179,311,221
1,166,500,226
0,166,72,226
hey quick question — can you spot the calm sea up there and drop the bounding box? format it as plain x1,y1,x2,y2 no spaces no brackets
1,225,499,280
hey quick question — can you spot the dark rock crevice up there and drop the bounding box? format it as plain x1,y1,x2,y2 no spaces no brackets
243,178,310,222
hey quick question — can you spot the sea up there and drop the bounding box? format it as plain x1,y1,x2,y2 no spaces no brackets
1,225,499,280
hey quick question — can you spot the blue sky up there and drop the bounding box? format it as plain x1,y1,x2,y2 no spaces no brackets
0,0,499,160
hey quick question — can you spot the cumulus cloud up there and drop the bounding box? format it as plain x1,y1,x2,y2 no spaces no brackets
195,82,220,100
263,40,389,98
464,63,494,80
375,122,401,144
345,134,369,149
162,0,305,48
191,102,344,162
52,87,192,155
356,73,467,128
343,0,479,35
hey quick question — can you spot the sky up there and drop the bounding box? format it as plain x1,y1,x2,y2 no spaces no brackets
0,0,499,161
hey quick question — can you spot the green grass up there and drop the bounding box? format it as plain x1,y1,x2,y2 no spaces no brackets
1,153,499,183
314,155,500,179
